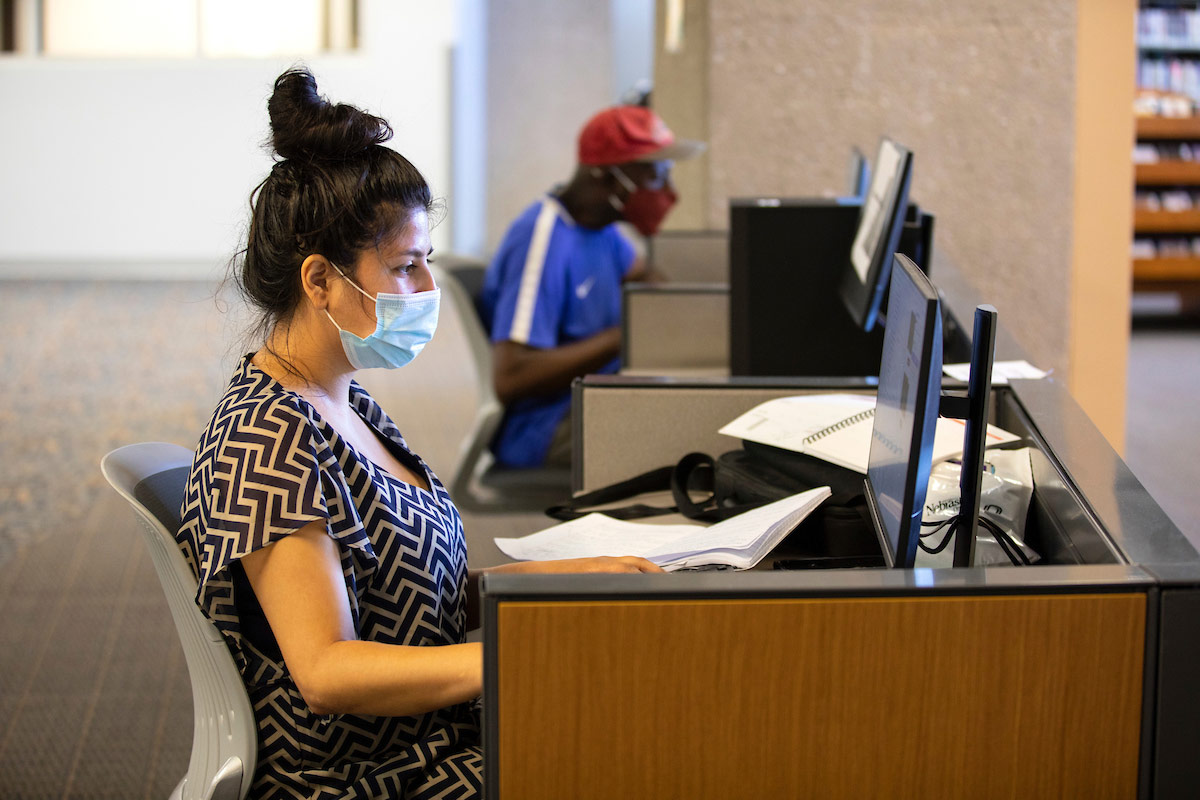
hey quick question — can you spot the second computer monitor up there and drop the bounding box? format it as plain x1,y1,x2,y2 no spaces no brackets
839,137,913,333
864,253,942,569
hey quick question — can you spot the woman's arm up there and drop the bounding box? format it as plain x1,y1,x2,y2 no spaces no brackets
465,556,662,630
239,519,482,717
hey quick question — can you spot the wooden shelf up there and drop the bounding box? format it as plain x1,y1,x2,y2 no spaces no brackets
1136,116,1200,139
1134,161,1200,185
1133,257,1200,282
1137,39,1200,55
1133,209,1200,232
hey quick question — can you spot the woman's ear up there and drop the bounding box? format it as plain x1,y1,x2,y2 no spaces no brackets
300,254,335,310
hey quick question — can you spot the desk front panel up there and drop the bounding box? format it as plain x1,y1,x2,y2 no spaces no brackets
491,592,1146,800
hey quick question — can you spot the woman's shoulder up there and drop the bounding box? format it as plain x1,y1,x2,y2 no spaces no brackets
203,357,316,447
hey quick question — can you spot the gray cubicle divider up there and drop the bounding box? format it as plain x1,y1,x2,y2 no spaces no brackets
620,282,730,375
571,375,873,494
646,229,729,283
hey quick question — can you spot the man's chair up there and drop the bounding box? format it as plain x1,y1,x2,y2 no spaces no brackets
434,262,572,512
101,442,256,800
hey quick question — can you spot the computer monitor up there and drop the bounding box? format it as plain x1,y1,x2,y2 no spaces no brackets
863,253,941,568
846,146,870,199
838,138,913,333
865,253,1005,569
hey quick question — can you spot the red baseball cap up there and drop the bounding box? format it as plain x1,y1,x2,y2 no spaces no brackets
577,106,706,166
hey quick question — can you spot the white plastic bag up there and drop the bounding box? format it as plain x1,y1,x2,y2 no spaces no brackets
915,448,1040,568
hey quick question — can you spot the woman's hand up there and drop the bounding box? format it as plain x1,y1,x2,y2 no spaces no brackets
494,556,664,574
466,556,663,628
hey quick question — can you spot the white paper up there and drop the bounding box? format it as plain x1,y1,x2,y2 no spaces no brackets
718,393,875,452
719,394,1019,474
943,359,1049,385
495,516,696,562
494,487,832,572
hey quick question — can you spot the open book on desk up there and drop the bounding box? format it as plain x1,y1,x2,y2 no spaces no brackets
718,393,1019,474
494,486,832,572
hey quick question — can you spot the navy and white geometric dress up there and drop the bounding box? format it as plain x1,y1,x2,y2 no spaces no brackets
177,355,482,799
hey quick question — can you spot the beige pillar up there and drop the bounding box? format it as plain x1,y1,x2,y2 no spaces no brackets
1068,0,1135,450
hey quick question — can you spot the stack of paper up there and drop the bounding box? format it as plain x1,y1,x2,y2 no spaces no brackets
718,393,1019,474
943,359,1049,385
494,486,832,572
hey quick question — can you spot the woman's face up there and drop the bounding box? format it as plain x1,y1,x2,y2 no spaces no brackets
332,206,436,338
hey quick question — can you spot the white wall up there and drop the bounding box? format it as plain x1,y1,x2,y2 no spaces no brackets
484,2,615,253
0,1,456,279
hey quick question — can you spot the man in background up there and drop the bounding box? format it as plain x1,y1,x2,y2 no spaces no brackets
480,105,705,468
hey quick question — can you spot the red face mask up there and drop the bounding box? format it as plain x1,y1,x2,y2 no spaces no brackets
621,185,678,237
610,166,677,237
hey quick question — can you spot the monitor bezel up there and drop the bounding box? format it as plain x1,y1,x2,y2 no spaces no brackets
864,253,942,569
838,138,914,333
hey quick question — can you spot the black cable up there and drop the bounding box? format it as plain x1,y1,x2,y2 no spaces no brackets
979,516,1031,565
918,517,956,554
917,513,1029,565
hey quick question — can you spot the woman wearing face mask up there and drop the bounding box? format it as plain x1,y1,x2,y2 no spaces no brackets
479,104,706,470
176,68,661,800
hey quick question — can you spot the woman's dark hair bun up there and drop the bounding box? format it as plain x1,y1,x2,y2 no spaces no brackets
268,67,393,161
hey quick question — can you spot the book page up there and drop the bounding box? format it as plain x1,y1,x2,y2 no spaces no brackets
718,393,876,452
644,487,832,568
494,515,698,563
494,487,832,571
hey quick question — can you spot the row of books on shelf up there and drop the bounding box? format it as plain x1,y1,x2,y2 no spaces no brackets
1134,141,1200,164
1139,7,1200,49
1132,237,1200,260
1139,59,1200,103
1135,189,1200,213
1135,90,1196,118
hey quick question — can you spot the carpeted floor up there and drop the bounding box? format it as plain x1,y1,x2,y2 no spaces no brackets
0,279,1197,797
1125,315,1200,550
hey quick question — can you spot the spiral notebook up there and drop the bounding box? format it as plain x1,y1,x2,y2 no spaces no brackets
718,393,1018,474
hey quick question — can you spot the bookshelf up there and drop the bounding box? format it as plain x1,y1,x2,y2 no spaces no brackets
1132,115,1200,288
1134,4,1200,296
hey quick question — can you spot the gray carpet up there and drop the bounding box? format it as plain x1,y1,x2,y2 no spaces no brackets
1125,318,1200,550
0,279,1197,797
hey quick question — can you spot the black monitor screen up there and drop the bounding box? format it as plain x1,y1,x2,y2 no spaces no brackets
865,254,942,568
839,138,913,332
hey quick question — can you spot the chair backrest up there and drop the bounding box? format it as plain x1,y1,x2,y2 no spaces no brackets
434,261,496,408
101,442,256,800
433,264,507,502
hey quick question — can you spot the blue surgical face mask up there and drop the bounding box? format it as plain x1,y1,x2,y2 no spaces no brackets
324,264,440,370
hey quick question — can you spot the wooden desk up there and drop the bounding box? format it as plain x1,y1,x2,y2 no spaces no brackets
484,572,1149,799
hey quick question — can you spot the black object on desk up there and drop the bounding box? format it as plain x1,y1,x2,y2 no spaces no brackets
730,198,885,377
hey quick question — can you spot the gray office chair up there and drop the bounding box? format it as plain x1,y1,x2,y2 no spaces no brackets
101,442,256,800
434,262,572,512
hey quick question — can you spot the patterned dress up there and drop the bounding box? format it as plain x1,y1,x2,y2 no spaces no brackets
177,356,482,799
